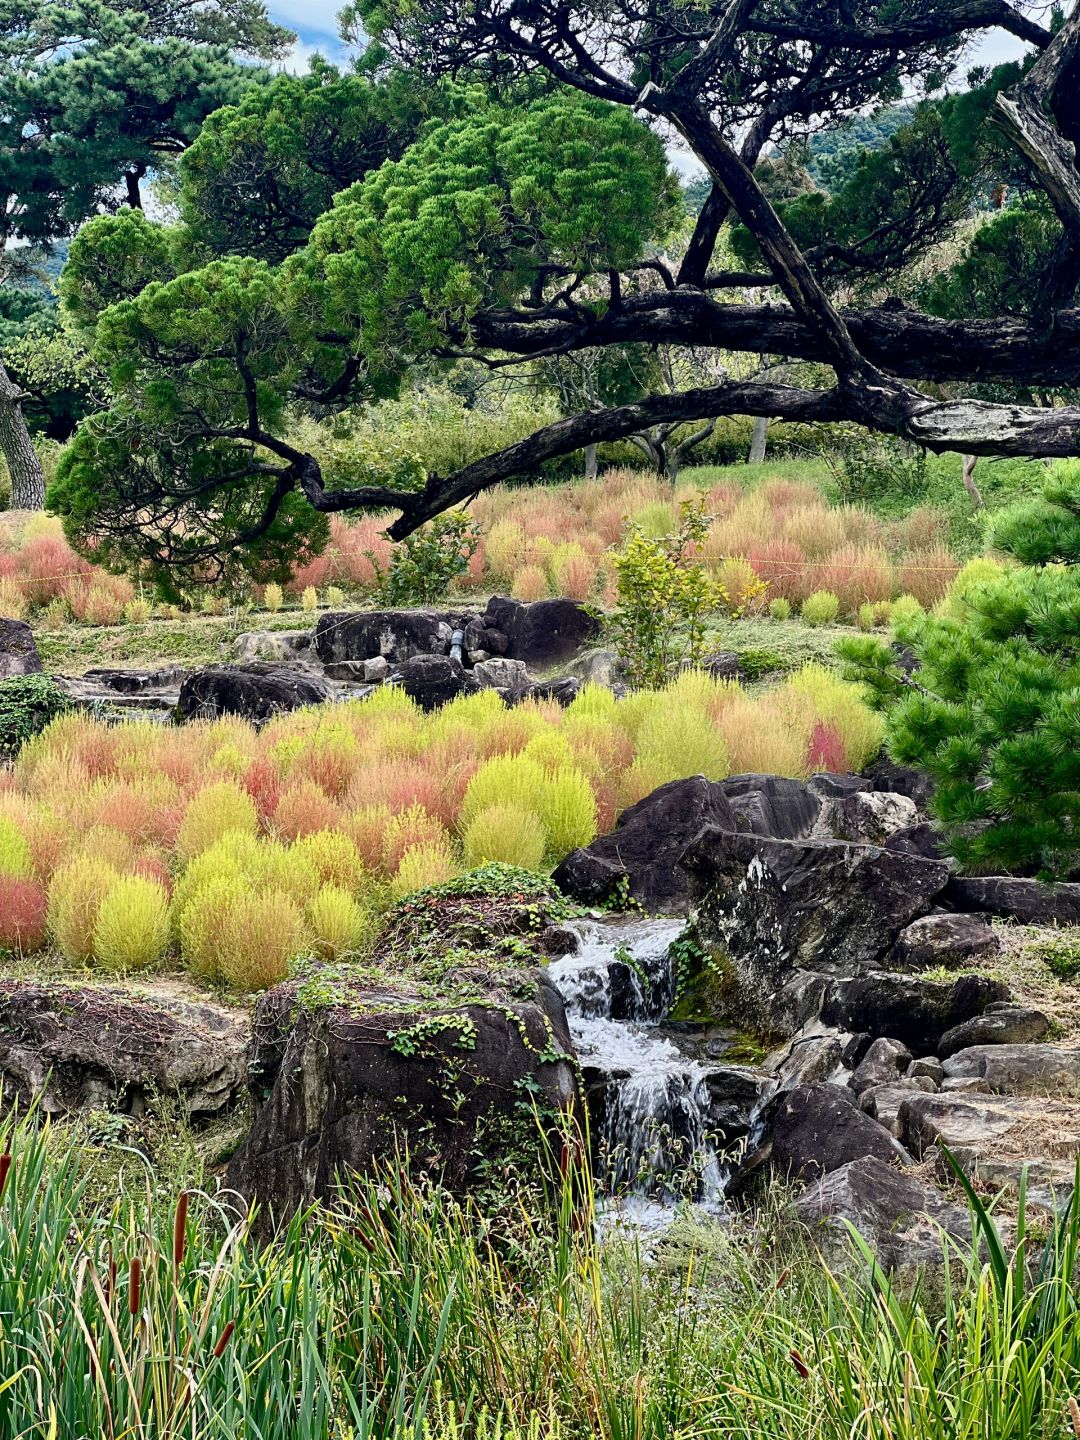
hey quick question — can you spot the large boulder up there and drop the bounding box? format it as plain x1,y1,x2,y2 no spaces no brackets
0,618,42,679
314,609,460,666
770,1082,912,1180
0,980,248,1119
385,654,482,711
177,663,328,722
792,1156,970,1269
897,1089,1080,1161
483,596,600,668
943,1044,1080,1097
938,1004,1050,1058
231,629,314,665
889,912,1000,971
553,776,739,913
227,873,581,1225
942,875,1080,927
684,830,950,1027
717,775,822,839
851,1036,912,1095
821,972,1010,1055
884,823,949,861
821,790,919,845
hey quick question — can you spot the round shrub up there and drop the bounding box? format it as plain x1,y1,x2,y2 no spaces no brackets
768,597,791,621
511,564,549,602
92,875,170,971
176,781,258,861
263,581,284,613
0,814,32,879
307,885,371,959
463,803,547,870
48,857,119,963
391,840,457,898
293,829,366,890
800,590,841,626
0,875,47,953
536,767,598,858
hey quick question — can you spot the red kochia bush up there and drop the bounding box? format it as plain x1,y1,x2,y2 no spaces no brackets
805,721,848,774
0,876,48,953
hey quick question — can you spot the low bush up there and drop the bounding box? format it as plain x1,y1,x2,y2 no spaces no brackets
767,596,791,620
92,874,171,971
176,781,259,860
307,884,372,960
0,874,47,952
801,589,841,625
0,674,72,754
48,856,119,963
462,803,548,869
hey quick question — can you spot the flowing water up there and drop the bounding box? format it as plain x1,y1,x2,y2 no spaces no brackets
547,917,732,1225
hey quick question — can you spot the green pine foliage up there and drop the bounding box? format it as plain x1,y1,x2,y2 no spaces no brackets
839,460,1080,877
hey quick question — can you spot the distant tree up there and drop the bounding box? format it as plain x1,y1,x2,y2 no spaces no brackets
0,0,290,508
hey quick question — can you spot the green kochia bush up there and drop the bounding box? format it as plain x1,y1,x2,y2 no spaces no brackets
840,459,1080,877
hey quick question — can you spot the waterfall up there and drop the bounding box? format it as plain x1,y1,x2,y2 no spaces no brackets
547,918,727,1223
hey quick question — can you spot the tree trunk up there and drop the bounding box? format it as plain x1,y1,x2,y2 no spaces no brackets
584,442,598,481
748,414,769,464
0,356,45,510
961,453,984,509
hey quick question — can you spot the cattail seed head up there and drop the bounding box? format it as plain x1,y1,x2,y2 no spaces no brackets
0,1152,11,1203
173,1191,189,1269
213,1321,235,1358
128,1257,142,1315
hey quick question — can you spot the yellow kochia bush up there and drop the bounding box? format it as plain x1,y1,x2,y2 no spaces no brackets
92,875,170,971
48,857,119,964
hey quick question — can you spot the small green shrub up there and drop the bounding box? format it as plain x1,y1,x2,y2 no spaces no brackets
768,597,791,621
301,585,318,612
48,856,119,963
0,674,72,753
462,803,547,870
801,589,841,625
307,884,371,959
374,512,481,605
92,874,171,971
392,839,457,898
1038,935,1080,980
736,647,791,682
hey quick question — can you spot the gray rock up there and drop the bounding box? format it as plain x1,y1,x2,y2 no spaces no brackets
483,596,601,667
943,1044,1080,1097
821,971,1010,1055
472,657,530,691
890,912,1000,971
314,609,459,665
908,1056,945,1085
884,823,949,861
772,1033,846,1091
897,1091,1080,1161
792,1156,970,1270
566,648,625,686
863,759,936,811
941,1076,992,1093
938,1006,1050,1059
176,664,328,723
363,655,389,683
0,979,248,1119
553,776,739,914
81,665,187,694
823,790,919,845
717,774,823,839
852,1037,913,1095
0,618,42,679
942,875,1080,927
231,629,313,665
385,654,482,711
858,1079,937,1135
770,1083,913,1180
683,831,951,1030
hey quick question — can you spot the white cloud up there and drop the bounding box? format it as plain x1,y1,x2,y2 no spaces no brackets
275,36,333,72
269,2,344,40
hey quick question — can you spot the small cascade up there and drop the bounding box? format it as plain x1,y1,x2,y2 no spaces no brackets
547,918,727,1222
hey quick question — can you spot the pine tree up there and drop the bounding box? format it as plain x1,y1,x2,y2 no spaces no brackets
840,461,1080,878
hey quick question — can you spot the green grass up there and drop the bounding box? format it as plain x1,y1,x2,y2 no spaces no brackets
3,1104,1080,1440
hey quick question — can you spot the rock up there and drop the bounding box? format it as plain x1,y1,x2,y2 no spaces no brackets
0,980,247,1119
385,655,482,711
941,1076,992,1092
321,660,370,681
363,655,389,683
889,913,1000,971
684,831,950,1027
176,663,328,722
0,618,43,679
807,772,870,800
717,774,822,839
859,1079,938,1134
939,1005,1050,1058
821,972,1010,1055
771,1033,846,1092
851,1037,912,1095
483,596,601,667
943,1044,1080,1097
863,758,936,810
228,977,577,1225
521,676,581,706
81,665,187,694
699,651,743,682
566,648,624,687
703,1065,774,1145
231,630,313,665
770,1083,912,1180
942,875,1080,927
314,609,458,666
769,971,832,1034
553,776,738,913
908,1056,945,1085
898,1091,1080,1167
792,1156,970,1269
472,657,530,691
823,790,919,845
884,823,948,861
